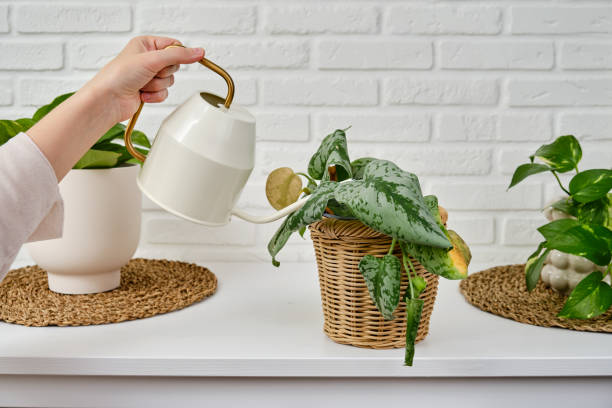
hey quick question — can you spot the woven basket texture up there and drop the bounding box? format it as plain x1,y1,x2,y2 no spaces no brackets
309,218,439,349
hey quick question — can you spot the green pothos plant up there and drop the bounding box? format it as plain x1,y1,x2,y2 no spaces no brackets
0,92,150,168
265,129,472,366
509,135,612,319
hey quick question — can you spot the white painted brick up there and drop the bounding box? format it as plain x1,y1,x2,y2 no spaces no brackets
318,40,431,70
236,183,270,210
167,77,256,106
498,113,552,142
70,41,123,70
448,217,495,245
388,6,501,35
436,114,497,141
315,113,430,142
265,5,378,34
385,79,498,106
256,144,313,180
206,40,308,69
263,78,377,106
138,5,255,34
0,42,63,70
384,147,492,176
508,79,612,107
499,148,535,175
130,107,174,142
512,6,612,34
0,80,12,106
559,112,612,141
20,78,89,106
145,216,256,245
255,112,310,142
441,41,553,70
502,217,546,246
0,5,8,32
428,182,542,210
560,42,612,70
17,4,131,33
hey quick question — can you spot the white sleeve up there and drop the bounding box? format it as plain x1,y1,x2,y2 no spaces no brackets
0,132,64,280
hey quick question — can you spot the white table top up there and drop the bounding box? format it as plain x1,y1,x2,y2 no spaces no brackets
1,261,610,378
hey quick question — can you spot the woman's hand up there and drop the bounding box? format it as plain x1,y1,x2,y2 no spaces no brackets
27,36,205,181
85,36,205,123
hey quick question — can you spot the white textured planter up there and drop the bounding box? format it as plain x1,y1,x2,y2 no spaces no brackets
540,205,610,294
26,164,141,294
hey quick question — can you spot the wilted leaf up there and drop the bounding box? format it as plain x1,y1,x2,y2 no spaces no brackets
266,167,303,210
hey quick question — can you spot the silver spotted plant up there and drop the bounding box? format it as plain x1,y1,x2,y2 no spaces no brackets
266,129,472,366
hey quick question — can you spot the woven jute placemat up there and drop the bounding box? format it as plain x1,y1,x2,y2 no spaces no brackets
0,258,217,327
459,264,612,332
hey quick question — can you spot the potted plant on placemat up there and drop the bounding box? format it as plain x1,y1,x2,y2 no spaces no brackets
264,128,472,365
0,92,151,295
509,135,612,319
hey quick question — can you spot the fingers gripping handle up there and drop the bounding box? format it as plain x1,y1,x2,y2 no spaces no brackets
124,44,235,162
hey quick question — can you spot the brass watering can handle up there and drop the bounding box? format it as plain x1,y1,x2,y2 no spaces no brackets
124,44,235,162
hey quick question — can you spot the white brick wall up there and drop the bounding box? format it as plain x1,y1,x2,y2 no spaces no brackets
2,0,611,271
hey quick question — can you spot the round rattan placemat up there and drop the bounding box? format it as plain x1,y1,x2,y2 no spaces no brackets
0,258,217,327
460,264,612,332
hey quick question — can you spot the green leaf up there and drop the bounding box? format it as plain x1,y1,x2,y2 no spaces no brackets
94,123,126,146
539,220,612,266
325,198,353,218
508,163,550,189
73,149,121,169
569,169,612,203
350,157,376,180
307,129,352,181
404,298,424,367
14,118,36,131
334,160,451,248
525,242,551,291
94,142,148,165
268,181,338,266
551,197,579,217
531,135,581,173
577,196,611,227
0,120,25,145
406,275,427,300
32,92,74,122
358,254,402,320
131,130,151,148
558,271,612,319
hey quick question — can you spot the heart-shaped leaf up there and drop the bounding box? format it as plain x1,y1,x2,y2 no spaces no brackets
335,160,450,248
569,169,612,203
268,181,338,266
539,220,612,266
530,135,581,173
404,298,424,367
266,167,303,210
32,92,74,122
577,196,611,228
359,254,402,320
558,271,612,319
508,163,550,189
308,129,352,181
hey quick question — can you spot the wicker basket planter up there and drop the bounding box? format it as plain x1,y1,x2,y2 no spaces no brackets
309,217,440,349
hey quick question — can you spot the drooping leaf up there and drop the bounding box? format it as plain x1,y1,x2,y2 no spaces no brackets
266,167,303,210
307,129,352,181
525,242,551,291
32,92,74,122
530,135,581,173
350,157,376,180
268,181,338,266
508,163,550,189
539,221,612,266
325,198,353,218
358,254,402,320
334,160,450,248
569,169,612,203
405,275,427,300
73,149,121,169
404,298,424,367
558,271,612,319
94,123,126,146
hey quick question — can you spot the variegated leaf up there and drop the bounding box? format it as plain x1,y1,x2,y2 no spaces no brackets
307,129,352,181
358,254,402,320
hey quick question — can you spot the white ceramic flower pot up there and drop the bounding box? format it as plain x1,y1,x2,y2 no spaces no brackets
26,164,141,294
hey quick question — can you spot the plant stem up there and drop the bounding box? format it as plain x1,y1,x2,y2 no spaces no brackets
296,172,317,186
402,252,415,300
551,170,571,195
387,238,397,256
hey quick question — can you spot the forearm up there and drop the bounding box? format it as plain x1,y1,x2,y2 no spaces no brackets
26,84,118,182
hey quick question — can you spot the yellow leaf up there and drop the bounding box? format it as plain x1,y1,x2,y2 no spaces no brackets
266,167,303,210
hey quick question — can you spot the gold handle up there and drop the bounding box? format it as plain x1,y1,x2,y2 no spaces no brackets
124,44,235,162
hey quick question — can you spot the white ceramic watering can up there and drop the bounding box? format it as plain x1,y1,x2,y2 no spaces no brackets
124,46,307,225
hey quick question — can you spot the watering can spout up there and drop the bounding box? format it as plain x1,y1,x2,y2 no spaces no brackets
230,197,309,224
